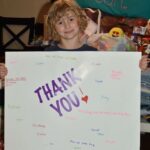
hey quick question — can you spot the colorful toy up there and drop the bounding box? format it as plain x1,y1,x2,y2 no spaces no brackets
109,27,124,37
87,27,136,51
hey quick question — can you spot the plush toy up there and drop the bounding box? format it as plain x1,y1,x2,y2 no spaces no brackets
87,27,136,51
108,27,136,51
109,27,124,37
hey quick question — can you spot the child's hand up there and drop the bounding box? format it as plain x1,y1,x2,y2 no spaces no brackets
0,63,8,80
139,55,150,71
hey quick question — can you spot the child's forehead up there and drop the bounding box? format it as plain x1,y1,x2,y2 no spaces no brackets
56,9,76,18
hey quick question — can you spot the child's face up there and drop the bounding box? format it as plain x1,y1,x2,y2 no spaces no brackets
55,10,80,41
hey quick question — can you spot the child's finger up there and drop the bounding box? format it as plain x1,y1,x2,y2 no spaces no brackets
0,64,8,79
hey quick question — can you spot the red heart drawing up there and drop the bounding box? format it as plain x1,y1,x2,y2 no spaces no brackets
81,95,88,103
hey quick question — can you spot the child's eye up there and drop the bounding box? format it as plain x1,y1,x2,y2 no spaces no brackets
57,21,63,25
69,18,74,21
69,16,76,22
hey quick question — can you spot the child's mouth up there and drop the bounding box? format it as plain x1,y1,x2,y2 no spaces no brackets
65,30,73,34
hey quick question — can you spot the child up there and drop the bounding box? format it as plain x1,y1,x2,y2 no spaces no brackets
45,0,97,51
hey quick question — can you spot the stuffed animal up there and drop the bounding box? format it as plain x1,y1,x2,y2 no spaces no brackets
109,27,124,37
108,27,136,51
87,27,136,51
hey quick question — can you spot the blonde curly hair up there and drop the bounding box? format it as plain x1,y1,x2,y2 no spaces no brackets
47,0,87,41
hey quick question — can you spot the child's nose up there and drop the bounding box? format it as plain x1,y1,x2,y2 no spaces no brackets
64,20,70,28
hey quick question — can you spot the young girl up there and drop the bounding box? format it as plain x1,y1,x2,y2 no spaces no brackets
45,0,97,51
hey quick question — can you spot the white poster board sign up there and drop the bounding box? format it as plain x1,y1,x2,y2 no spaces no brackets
5,52,141,150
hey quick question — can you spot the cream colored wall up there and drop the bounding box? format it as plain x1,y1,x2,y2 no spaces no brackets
0,0,48,19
